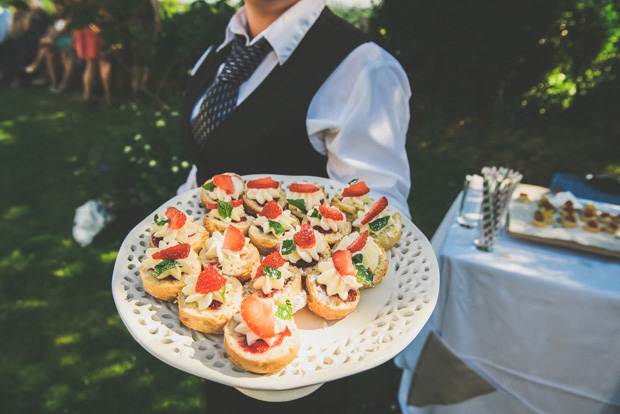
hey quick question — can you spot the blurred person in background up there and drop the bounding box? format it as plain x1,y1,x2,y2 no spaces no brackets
74,21,111,106
0,0,30,87
24,0,49,85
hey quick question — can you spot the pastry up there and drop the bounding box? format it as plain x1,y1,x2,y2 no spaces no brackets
598,212,613,225
178,266,244,334
330,180,374,222
334,231,388,288
199,225,260,282
303,205,352,246
200,172,245,207
248,200,300,255
583,219,601,233
559,200,575,218
531,208,547,228
279,223,331,276
150,206,208,252
140,241,201,302
242,176,287,216
285,183,329,219
306,249,362,320
203,199,254,236
603,221,619,235
560,212,579,228
580,204,597,222
515,193,531,204
245,252,304,309
352,196,402,250
224,296,300,374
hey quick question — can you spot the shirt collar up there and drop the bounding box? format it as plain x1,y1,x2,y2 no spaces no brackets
219,0,326,65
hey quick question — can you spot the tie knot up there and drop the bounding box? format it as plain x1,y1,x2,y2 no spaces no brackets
218,35,271,84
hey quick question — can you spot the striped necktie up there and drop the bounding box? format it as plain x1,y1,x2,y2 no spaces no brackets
191,35,272,149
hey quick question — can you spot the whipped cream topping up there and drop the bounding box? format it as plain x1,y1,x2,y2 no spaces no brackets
307,207,347,232
233,310,288,346
353,208,393,233
335,232,383,271
152,214,205,245
202,174,245,201
206,203,246,224
181,275,230,310
340,194,373,209
316,261,362,300
281,226,327,264
252,262,294,295
253,210,297,236
142,240,200,280
246,188,281,205
286,190,324,211
200,231,253,275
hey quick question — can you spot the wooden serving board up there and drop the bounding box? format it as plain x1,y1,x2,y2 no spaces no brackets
506,184,620,260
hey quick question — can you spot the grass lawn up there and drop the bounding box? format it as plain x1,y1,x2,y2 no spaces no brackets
0,81,617,413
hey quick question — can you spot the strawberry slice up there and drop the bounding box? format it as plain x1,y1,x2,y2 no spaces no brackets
342,181,370,197
240,296,276,338
204,199,243,210
195,266,227,295
254,252,285,279
152,243,191,260
213,174,236,195
346,231,368,253
288,183,320,193
222,225,245,252
360,196,388,225
165,207,187,230
293,223,316,249
258,200,282,219
318,205,344,221
247,177,280,189
332,249,356,277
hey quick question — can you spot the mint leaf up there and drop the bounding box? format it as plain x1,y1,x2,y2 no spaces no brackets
263,266,282,280
268,219,284,235
153,260,182,278
276,300,293,320
309,208,322,219
369,216,390,232
153,214,169,226
348,178,359,185
287,198,306,211
355,264,374,286
281,239,297,255
219,285,227,304
217,199,233,219
352,253,364,265
202,181,215,192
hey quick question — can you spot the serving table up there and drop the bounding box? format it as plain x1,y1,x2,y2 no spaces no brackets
396,182,620,414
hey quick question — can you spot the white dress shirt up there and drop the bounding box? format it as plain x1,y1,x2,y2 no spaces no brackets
181,0,412,217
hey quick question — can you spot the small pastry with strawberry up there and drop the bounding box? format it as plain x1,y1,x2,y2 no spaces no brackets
598,211,613,225
560,212,579,228
224,296,300,374
537,197,554,224
246,252,304,310
515,193,531,204
140,241,201,302
531,208,547,228
306,249,363,320
352,196,402,250
580,203,597,222
285,183,329,219
583,219,601,233
559,200,575,218
203,199,254,236
334,231,389,288
150,206,208,252
331,179,374,222
303,205,351,245
248,200,300,255
279,223,331,276
200,172,246,207
199,225,260,282
242,176,287,216
603,221,619,235
178,266,243,334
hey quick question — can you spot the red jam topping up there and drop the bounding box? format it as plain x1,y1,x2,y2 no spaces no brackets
240,326,291,353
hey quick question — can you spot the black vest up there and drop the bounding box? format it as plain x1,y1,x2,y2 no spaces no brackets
179,8,368,184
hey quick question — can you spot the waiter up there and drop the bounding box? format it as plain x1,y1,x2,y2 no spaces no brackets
177,0,412,409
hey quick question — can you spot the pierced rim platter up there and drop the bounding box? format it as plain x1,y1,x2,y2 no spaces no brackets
112,174,439,392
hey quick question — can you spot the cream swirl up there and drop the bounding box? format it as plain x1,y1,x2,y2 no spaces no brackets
340,194,373,209
142,240,200,280
307,207,347,232
206,203,246,224
253,210,297,236
286,190,324,211
181,275,229,310
353,208,393,233
252,262,294,295
202,174,245,201
246,188,281,205
199,231,253,275
335,232,383,271
152,214,204,245
281,226,327,264
233,311,287,346
316,261,362,300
